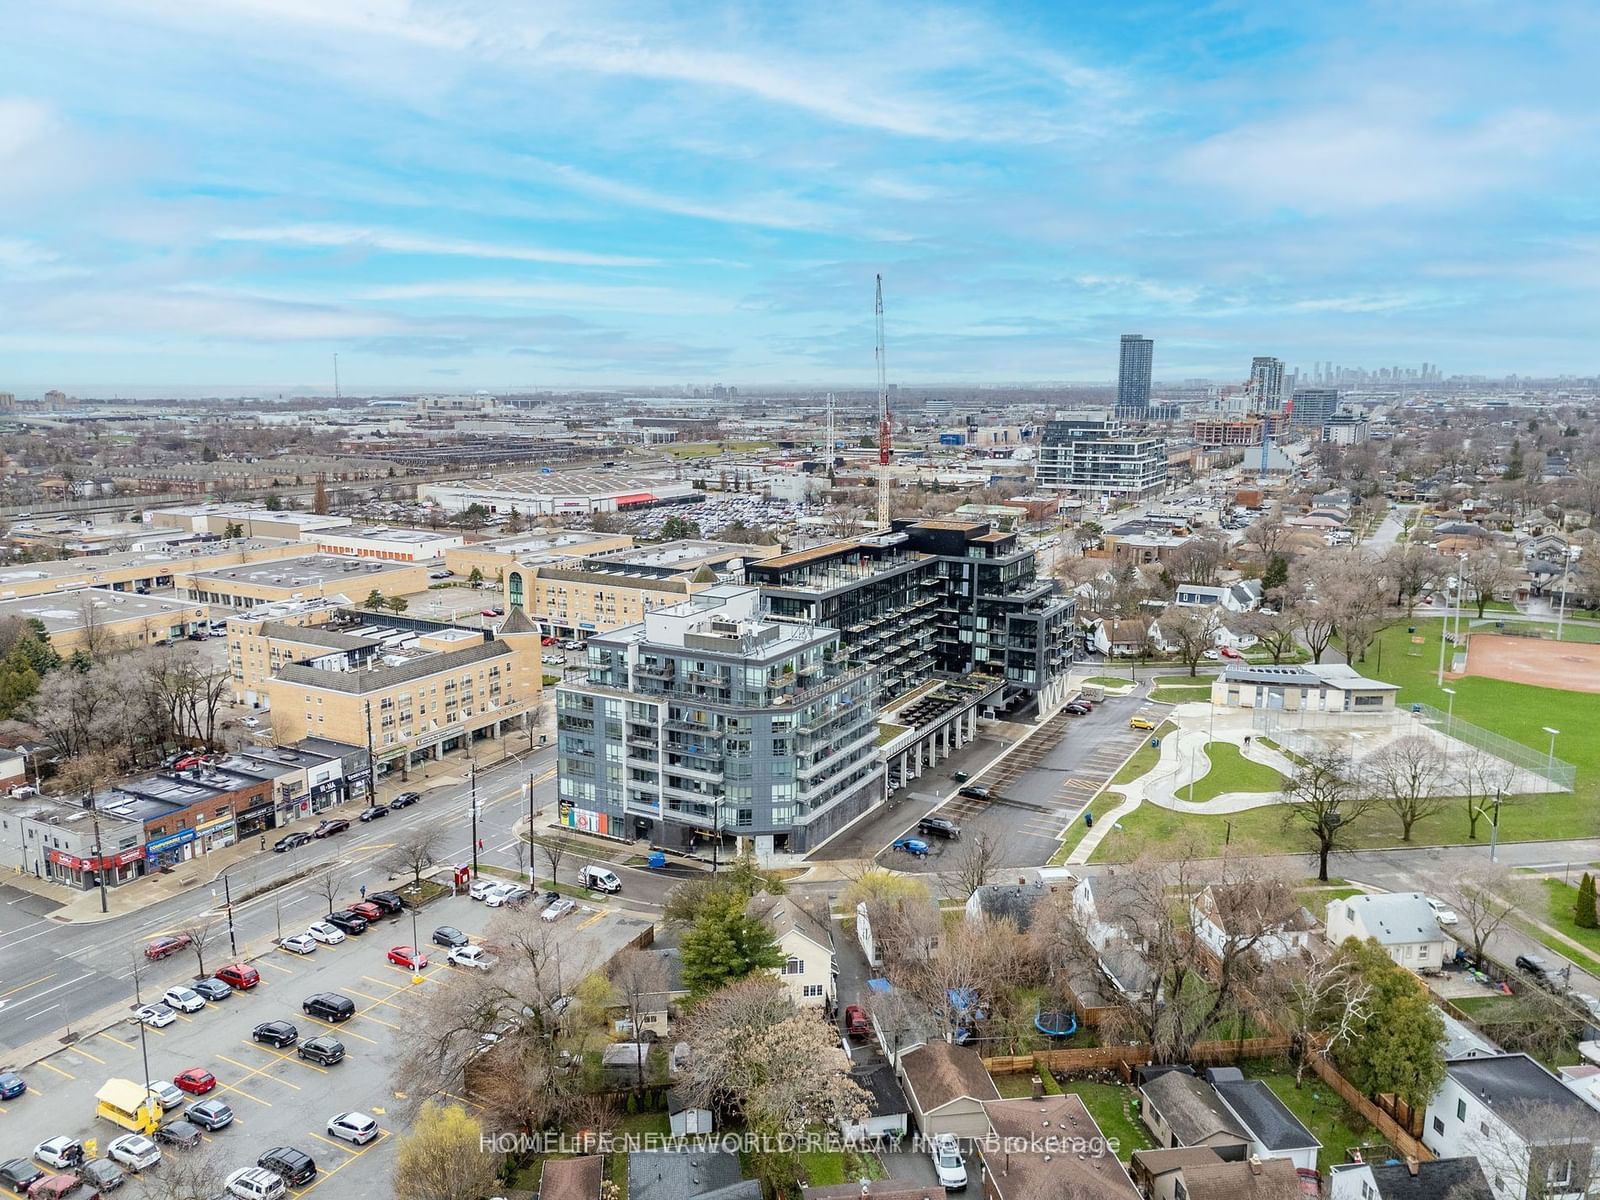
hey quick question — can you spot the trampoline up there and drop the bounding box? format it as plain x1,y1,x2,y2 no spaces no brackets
1034,1008,1078,1038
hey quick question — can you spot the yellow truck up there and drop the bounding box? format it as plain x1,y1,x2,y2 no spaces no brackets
95,1078,162,1135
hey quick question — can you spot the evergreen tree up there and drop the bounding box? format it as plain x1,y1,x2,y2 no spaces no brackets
1261,554,1289,593
363,589,386,610
1577,873,1598,930
679,891,782,995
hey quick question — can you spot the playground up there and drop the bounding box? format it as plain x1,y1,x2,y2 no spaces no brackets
1462,632,1600,694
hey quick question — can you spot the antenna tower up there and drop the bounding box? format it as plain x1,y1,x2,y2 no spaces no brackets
333,353,341,402
874,275,890,526
825,392,836,470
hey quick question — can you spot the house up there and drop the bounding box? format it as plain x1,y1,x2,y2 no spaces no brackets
1131,1147,1230,1200
1089,617,1153,657
1072,875,1156,1000
1173,580,1262,613
856,893,941,969
839,1063,910,1144
803,1183,936,1200
1211,662,1399,713
1205,1067,1321,1171
980,1094,1140,1200
1324,893,1449,972
1138,1070,1250,1158
667,1088,713,1137
1191,881,1317,965
897,1041,1000,1139
748,893,834,1008
540,1157,605,1200
964,878,1048,930
1134,1149,1305,1200
629,1151,761,1200
1329,1155,1494,1200
1423,1054,1600,1200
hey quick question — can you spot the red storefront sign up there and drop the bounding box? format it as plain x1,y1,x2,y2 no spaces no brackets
48,847,143,870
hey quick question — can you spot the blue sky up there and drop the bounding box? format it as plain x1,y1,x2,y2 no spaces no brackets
3,1,1598,394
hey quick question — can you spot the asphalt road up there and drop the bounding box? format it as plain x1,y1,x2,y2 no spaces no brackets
0,746,678,1054
1,893,648,1200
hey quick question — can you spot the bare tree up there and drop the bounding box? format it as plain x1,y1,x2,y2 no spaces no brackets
130,1149,230,1200
509,837,529,885
1265,954,1372,1085
898,913,1037,1048
942,830,999,901
1442,864,1533,968
1243,514,1291,560
381,828,442,896
1452,747,1520,841
1165,533,1229,587
1460,547,1519,618
1463,1099,1600,1200
1281,750,1376,882
1160,605,1221,677
610,949,670,1086
539,832,574,888
309,866,343,916
179,915,218,979
1381,543,1448,616
1240,607,1300,664
1363,735,1450,842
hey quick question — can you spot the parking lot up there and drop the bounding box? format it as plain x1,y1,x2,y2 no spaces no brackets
1,893,650,1199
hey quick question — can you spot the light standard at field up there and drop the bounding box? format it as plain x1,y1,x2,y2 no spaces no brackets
1440,687,1456,739
1543,727,1560,782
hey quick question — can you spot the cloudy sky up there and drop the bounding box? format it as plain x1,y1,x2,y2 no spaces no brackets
3,1,1598,393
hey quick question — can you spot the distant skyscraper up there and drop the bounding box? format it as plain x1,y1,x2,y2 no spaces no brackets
1118,334,1153,409
1249,356,1285,412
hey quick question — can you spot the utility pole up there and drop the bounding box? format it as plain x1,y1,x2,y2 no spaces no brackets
333,352,341,402
222,872,238,956
470,762,479,876
875,275,891,527
526,770,537,884
87,790,108,915
364,700,376,807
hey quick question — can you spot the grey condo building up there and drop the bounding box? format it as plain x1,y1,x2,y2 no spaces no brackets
555,585,883,857
1034,409,1169,500
1118,334,1154,410
1249,356,1286,412
1290,387,1338,429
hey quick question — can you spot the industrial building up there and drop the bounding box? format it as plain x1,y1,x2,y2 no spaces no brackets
0,538,305,599
419,471,701,517
149,503,354,541
444,529,635,581
307,526,464,562
177,554,430,607
555,586,883,856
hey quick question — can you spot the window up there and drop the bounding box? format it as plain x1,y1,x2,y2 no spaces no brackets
1456,1098,1466,1122
783,956,804,976
802,984,824,999
1432,1115,1445,1135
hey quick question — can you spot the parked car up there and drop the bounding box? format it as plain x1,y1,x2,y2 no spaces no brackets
485,884,530,908
326,910,368,935
134,1004,176,1028
388,791,421,809
956,785,990,801
365,891,405,914
349,901,385,923
77,1158,125,1192
106,1135,159,1172
431,926,468,948
1516,954,1552,985
31,1140,84,1171
185,1098,234,1131
159,986,204,1014
191,978,232,1002
386,946,428,970
358,806,387,823
325,1112,379,1146
1426,897,1459,926
579,865,621,893
252,1021,298,1048
312,819,349,839
1128,716,1156,731
918,816,961,839
297,1036,345,1066
843,1005,871,1038
891,837,929,857
279,933,317,956
306,922,345,945
1063,701,1091,716
0,1159,44,1196
541,896,577,922
468,878,500,901
255,1147,315,1187
0,1072,24,1100
173,1069,216,1096
20,1175,84,1200
225,1167,286,1200
272,832,312,853
214,964,260,990
929,1133,967,1190
447,946,497,971
301,993,355,1023
154,1120,203,1150
143,934,191,961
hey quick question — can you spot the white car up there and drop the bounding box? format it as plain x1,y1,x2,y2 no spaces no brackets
326,1110,380,1145
242,716,261,728
146,1079,184,1110
929,1133,967,1190
136,1003,177,1028
485,884,530,908
108,1133,162,1171
33,1137,84,1169
226,1167,287,1200
280,933,318,955
307,921,346,945
1426,897,1459,926
541,896,577,922
447,946,498,971
480,881,516,906
469,877,499,901
161,986,206,1013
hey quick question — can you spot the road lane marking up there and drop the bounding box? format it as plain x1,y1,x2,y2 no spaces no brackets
0,973,55,1000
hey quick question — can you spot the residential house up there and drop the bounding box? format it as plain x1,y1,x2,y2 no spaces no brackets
1072,874,1156,1001
1325,893,1449,973
964,878,1049,931
897,1041,999,1139
1088,617,1153,657
980,1094,1140,1200
1131,1147,1228,1200
748,893,834,1008
628,1151,760,1200
839,1063,910,1144
1138,1070,1250,1158
1190,881,1317,965
1423,1054,1600,1200
1132,1147,1304,1200
1173,580,1263,613
856,892,941,970
539,1157,605,1200
803,1183,936,1200
1328,1155,1494,1200
1205,1067,1321,1171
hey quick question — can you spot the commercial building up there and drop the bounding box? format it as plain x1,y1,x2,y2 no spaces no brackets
1034,410,1169,499
308,526,464,562
264,611,543,777
1290,387,1339,428
1,797,147,890
177,554,430,607
419,471,701,517
444,530,634,581
0,538,306,600
505,539,777,640
555,585,883,856
1118,334,1154,410
1323,409,1371,445
0,588,209,654
149,503,354,541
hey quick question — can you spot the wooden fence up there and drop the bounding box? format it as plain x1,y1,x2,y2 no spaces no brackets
1307,1053,1433,1162
983,1035,1291,1077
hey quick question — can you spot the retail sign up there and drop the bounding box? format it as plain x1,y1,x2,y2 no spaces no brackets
145,828,197,858
560,805,610,836
48,849,87,870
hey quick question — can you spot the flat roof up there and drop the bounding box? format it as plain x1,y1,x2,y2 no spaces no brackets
430,471,693,498
477,531,626,553
0,588,202,633
585,539,753,571
187,554,419,587
317,526,460,545
0,538,298,585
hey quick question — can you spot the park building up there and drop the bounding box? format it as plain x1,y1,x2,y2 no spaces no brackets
1210,663,1398,713
555,585,883,857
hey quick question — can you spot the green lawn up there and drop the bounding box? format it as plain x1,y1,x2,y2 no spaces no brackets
1111,721,1177,786
1515,880,1600,978
662,440,773,459
877,722,909,746
1084,675,1138,689
1240,1064,1368,1173
797,1150,884,1187
1474,619,1600,644
1182,742,1285,803
1057,1080,1153,1159
1151,682,1215,703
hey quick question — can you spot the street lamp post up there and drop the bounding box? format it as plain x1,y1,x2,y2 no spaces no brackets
1543,726,1560,783
221,871,238,957
1441,687,1456,739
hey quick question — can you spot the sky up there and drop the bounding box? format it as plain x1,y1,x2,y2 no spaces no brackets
3,0,1599,394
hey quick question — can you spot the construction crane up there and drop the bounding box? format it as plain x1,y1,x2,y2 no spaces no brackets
875,274,891,527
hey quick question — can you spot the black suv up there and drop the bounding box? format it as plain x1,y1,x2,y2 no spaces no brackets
302,992,356,1022
918,816,962,839
298,1035,346,1066
252,1020,298,1048
957,785,991,801
1516,954,1552,985
258,1147,317,1186
388,791,422,809
326,910,368,935
366,891,405,915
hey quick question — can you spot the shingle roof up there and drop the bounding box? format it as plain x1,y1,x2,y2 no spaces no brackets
803,1181,935,1200
969,881,1046,930
899,1042,999,1113
1139,1072,1248,1147
851,1063,908,1118
1351,1157,1493,1200
1334,892,1445,947
274,637,511,694
747,893,833,954
628,1151,759,1200
1212,1078,1319,1151
981,1095,1140,1200
1179,1158,1303,1200
540,1156,604,1200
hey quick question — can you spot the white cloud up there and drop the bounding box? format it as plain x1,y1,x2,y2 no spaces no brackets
212,223,656,267
528,160,841,232
357,278,733,314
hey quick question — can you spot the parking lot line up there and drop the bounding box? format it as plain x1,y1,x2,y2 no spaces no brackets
240,1040,329,1075
303,1015,380,1045
217,1080,273,1107
308,1131,359,1154
95,1030,134,1049
215,1051,302,1094
36,1060,75,1080
69,1043,108,1065
259,959,297,975
295,1130,389,1197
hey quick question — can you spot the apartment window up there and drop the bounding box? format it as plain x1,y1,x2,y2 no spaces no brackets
783,956,804,976
736,808,753,828
1456,1098,1466,1122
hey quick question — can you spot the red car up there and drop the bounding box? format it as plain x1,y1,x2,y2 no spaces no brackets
144,933,192,961
844,1004,871,1038
349,901,385,923
540,636,557,646
1219,645,1243,659
386,946,428,970
174,1068,217,1095
173,754,207,771
214,963,260,990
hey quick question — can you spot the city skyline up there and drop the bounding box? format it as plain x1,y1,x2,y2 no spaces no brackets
4,1,1598,391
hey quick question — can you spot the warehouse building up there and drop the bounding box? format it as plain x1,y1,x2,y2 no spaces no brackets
419,470,701,517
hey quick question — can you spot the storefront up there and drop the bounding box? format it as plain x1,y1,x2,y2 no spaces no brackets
196,812,237,853
145,828,197,869
234,799,276,840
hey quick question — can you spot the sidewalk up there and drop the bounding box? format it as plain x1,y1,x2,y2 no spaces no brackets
5,721,554,925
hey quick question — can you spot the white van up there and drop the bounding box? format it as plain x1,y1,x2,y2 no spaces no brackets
579,865,621,893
